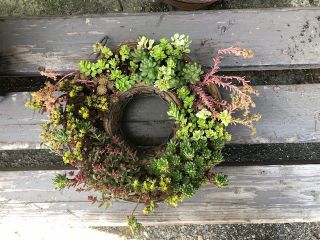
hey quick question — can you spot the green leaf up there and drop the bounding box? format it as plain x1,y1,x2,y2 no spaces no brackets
213,172,228,188
219,110,232,126
150,45,166,61
196,109,211,119
53,174,70,190
127,216,143,234
119,44,130,62
181,62,203,84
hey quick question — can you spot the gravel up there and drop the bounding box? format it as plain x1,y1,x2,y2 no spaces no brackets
2,142,320,168
0,150,63,169
94,223,320,240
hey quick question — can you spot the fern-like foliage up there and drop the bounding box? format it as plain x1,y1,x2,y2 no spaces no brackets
194,47,261,134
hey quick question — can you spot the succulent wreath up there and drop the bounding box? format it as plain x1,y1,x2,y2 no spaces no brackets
26,34,260,233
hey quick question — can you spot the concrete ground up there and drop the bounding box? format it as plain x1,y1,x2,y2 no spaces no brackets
1,0,320,239
2,222,320,240
94,223,320,240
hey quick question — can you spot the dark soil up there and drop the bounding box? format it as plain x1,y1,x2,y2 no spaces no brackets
94,222,320,240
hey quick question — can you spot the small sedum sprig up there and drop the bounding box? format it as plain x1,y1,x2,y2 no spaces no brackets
53,173,71,190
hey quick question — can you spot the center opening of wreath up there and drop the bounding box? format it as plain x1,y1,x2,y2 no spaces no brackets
120,93,175,147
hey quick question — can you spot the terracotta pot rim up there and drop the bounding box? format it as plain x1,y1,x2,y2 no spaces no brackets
164,0,218,10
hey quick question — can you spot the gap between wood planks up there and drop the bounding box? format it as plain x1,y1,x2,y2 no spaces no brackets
2,142,320,170
1,69,320,92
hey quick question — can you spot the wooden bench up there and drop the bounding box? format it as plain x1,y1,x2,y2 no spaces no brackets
1,8,320,226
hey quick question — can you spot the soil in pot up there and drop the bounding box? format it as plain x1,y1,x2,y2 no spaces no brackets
164,0,218,10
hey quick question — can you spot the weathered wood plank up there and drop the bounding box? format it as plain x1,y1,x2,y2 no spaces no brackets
121,94,174,146
226,84,320,144
1,164,320,225
121,121,174,146
1,83,320,149
0,93,46,149
1,8,320,76
121,94,171,122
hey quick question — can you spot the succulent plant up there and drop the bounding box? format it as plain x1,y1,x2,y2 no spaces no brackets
26,34,259,234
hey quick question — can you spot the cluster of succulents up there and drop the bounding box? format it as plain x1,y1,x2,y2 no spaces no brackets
26,34,260,233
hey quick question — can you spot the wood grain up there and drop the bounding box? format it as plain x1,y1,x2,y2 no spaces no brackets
121,94,174,146
0,92,46,150
1,164,320,225
1,8,320,76
2,83,320,150
225,84,320,144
